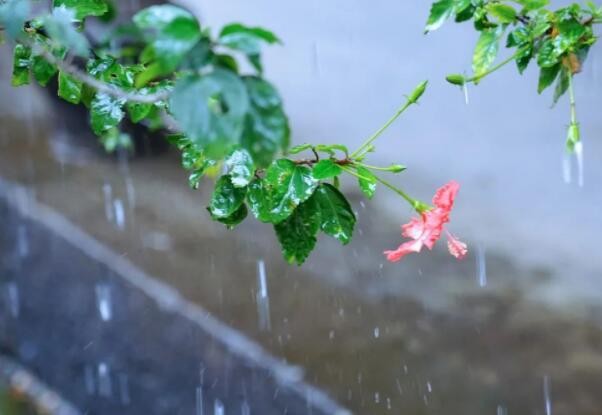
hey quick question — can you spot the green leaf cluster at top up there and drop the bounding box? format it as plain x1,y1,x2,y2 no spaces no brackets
426,0,600,151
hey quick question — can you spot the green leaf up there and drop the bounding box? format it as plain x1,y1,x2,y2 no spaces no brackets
487,4,517,23
553,67,570,103
515,46,533,74
312,159,342,180
52,0,108,20
126,102,152,123
225,148,255,187
11,44,31,86
425,0,455,33
133,5,201,81
355,166,377,199
289,143,313,154
537,39,559,68
264,159,318,223
240,77,289,167
274,196,320,265
219,24,280,71
247,179,272,222
313,183,356,245
31,56,57,86
472,27,502,76
209,175,247,218
210,203,248,229
516,0,549,11
537,64,560,93
0,0,30,39
57,71,83,104
506,27,530,48
90,93,125,135
44,6,90,57
169,70,249,159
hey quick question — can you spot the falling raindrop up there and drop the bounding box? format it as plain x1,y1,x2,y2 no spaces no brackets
97,362,112,398
373,327,380,338
374,392,380,404
476,245,487,287
497,405,508,415
6,282,20,318
386,397,392,410
214,399,225,415
95,283,113,322
463,82,469,105
543,376,552,415
113,198,126,230
574,141,584,187
103,183,113,223
240,401,250,415
196,387,204,415
256,259,271,331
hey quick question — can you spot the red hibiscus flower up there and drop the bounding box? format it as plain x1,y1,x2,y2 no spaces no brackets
384,181,467,262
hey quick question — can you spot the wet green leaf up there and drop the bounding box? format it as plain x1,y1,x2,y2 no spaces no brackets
247,179,272,222
473,27,502,77
90,92,125,135
209,175,247,218
537,63,560,93
425,0,455,33
516,46,533,74
31,56,57,86
274,196,320,265
240,77,289,167
225,148,255,187
264,159,318,223
355,166,377,199
537,39,559,68
506,27,530,48
58,71,83,104
210,203,248,229
312,159,342,180
52,0,108,20
314,183,356,245
11,44,31,86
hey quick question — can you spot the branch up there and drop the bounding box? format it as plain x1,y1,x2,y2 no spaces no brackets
35,47,170,104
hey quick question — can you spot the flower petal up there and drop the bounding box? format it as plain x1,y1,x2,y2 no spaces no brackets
384,239,423,262
446,232,468,259
432,180,459,210
401,216,424,239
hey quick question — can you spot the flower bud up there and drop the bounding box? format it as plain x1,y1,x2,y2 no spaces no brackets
407,80,428,104
446,74,466,86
